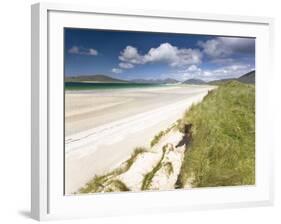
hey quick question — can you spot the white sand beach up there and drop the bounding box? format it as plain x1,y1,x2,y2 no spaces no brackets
65,85,215,194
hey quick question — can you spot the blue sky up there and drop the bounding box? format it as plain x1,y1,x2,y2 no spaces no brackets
64,28,255,81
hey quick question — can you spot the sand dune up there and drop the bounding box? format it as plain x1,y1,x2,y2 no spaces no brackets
65,85,214,194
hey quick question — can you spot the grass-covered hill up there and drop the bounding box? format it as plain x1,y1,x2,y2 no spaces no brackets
237,70,255,84
65,74,128,83
177,81,255,188
208,70,255,85
182,79,206,85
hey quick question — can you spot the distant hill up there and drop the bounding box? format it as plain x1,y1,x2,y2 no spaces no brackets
162,78,180,84
208,78,235,85
208,70,255,85
237,70,255,84
65,71,255,85
182,79,206,85
131,78,179,84
65,75,128,83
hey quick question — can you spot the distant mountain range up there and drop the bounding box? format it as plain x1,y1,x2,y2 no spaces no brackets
65,74,128,83
237,70,255,84
131,78,179,84
65,70,255,85
182,79,206,85
65,75,179,84
208,70,255,85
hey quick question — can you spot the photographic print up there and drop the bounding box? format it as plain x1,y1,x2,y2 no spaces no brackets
64,28,255,195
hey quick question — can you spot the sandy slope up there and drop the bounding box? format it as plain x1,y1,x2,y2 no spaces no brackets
118,129,186,191
65,85,214,194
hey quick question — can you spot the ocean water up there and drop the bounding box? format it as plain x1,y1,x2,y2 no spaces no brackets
65,82,168,90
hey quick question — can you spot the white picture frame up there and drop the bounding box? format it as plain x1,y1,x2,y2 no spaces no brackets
31,2,274,221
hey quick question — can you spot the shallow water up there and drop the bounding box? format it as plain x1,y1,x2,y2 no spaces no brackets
65,82,170,90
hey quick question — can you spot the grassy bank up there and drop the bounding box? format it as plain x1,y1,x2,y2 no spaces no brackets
177,81,255,188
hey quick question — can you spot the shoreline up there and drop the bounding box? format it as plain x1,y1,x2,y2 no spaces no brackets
65,84,213,93
65,85,213,136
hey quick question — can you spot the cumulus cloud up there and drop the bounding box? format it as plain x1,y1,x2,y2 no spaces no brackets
209,64,253,79
68,46,98,56
115,40,254,81
179,63,253,81
68,46,80,54
118,43,202,69
210,58,235,65
143,43,178,64
112,68,123,74
180,65,203,80
144,43,202,67
187,65,201,72
88,48,98,56
119,46,144,64
119,62,134,69
198,37,255,58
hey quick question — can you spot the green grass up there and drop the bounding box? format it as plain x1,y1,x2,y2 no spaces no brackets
80,177,130,193
150,122,178,147
79,175,110,193
114,147,147,175
141,145,168,190
105,180,130,192
150,131,165,147
177,81,255,188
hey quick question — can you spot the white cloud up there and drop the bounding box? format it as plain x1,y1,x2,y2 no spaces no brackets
68,46,80,54
112,68,123,74
144,43,202,67
143,43,177,64
119,46,144,64
88,48,98,56
178,63,253,81
198,37,255,58
187,65,201,72
68,46,98,56
115,40,254,81
210,58,235,65
180,65,203,80
119,62,134,69
118,43,202,69
198,39,231,58
210,64,252,79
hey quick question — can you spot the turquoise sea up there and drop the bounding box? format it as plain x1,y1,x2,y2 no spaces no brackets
65,82,168,90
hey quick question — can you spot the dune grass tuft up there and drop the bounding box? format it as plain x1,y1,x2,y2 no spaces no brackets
79,175,110,193
124,147,147,172
150,123,178,147
141,145,168,190
150,131,165,147
106,179,130,192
